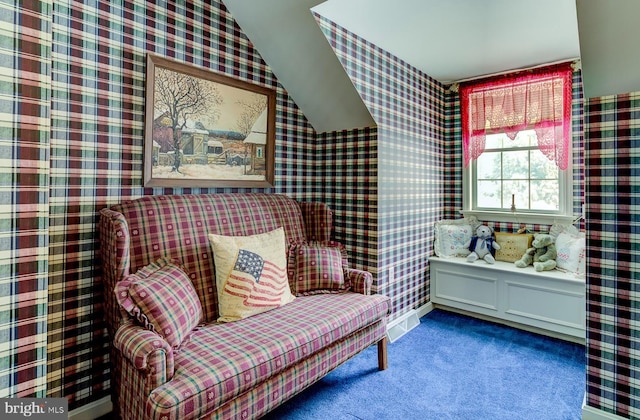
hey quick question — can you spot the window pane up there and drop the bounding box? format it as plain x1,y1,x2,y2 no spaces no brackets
530,150,558,180
485,134,503,149
477,180,501,208
528,131,538,147
502,130,532,148
502,150,529,179
477,152,501,179
531,180,560,210
503,180,529,210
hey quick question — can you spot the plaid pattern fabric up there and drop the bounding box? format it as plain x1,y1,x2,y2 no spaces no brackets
119,349,156,420
98,209,133,336
195,321,386,420
98,208,135,415
12,0,388,411
100,192,390,419
298,202,333,242
106,193,307,324
147,293,390,420
345,269,373,295
114,322,175,390
115,258,203,348
287,243,351,295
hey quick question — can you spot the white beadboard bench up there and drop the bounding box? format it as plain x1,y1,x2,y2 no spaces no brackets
429,256,585,344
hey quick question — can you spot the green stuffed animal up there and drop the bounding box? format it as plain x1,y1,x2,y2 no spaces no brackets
514,233,557,272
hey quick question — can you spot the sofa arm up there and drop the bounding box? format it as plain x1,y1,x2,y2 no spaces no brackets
99,208,132,340
114,322,175,390
346,268,373,295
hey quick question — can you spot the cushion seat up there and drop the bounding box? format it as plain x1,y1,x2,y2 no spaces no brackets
148,292,390,418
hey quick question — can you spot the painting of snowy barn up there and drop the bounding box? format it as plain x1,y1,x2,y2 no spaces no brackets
143,54,275,188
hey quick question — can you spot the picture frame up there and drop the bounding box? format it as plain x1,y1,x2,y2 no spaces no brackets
144,53,276,188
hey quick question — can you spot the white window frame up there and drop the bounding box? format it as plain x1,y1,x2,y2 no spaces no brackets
461,132,574,225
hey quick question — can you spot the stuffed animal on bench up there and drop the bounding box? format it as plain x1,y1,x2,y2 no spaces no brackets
514,233,557,271
465,225,501,264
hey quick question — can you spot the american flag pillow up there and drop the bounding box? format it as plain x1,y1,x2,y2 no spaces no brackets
115,258,203,348
287,242,351,295
208,228,295,322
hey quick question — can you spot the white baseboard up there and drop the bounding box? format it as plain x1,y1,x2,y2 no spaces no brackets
69,396,112,420
582,402,630,420
416,302,433,318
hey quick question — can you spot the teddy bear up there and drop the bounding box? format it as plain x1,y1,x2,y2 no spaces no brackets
464,225,501,264
514,233,557,271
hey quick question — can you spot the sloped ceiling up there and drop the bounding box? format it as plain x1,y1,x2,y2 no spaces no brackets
576,0,640,99
222,0,375,134
223,0,640,132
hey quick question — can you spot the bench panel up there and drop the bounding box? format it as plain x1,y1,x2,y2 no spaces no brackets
430,257,585,342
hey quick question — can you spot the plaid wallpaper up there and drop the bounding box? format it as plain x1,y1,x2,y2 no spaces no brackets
443,89,463,219
315,14,446,317
45,0,323,409
315,127,378,274
585,92,640,418
6,0,633,417
0,1,52,399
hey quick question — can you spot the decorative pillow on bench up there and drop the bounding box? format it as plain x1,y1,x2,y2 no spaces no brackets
209,227,295,322
114,258,203,348
287,241,351,296
550,223,586,276
433,216,479,258
495,232,534,263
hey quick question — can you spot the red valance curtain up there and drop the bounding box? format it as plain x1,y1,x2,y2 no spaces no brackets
460,63,573,169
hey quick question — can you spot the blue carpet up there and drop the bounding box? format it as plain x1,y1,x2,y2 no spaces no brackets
263,309,585,420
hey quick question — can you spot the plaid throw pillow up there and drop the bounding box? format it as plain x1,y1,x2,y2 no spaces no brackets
208,228,295,322
287,242,351,296
115,258,203,348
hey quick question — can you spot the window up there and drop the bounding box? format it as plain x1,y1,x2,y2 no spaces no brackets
460,64,574,223
468,129,572,218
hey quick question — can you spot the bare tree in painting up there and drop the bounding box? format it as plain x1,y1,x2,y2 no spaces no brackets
235,96,267,175
154,67,223,172
235,96,267,136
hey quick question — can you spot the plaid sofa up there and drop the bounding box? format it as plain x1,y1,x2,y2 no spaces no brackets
99,193,391,419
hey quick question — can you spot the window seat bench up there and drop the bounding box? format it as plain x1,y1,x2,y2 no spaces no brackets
429,256,585,344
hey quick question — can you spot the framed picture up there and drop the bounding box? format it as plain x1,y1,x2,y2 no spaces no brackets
144,53,276,188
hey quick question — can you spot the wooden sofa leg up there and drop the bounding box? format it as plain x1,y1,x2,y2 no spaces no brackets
377,337,388,370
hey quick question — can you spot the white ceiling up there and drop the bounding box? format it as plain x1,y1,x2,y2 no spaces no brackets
224,0,640,132
312,0,581,83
